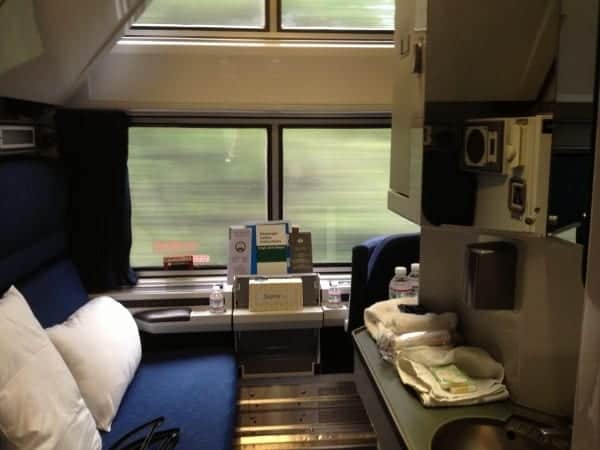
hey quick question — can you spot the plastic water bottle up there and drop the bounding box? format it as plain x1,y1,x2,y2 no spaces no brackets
327,281,343,308
408,263,420,298
388,266,412,299
209,285,225,313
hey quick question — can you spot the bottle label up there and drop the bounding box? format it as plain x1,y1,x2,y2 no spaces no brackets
389,285,413,298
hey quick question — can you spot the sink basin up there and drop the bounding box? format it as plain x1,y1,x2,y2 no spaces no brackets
431,418,555,450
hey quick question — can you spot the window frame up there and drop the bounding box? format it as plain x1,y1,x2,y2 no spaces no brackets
128,120,273,270
132,0,271,32
128,112,392,271
276,0,394,34
128,0,394,41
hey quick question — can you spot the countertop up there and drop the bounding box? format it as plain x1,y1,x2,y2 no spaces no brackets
352,327,560,450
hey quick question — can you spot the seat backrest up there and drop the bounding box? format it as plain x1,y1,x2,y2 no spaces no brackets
347,233,420,332
0,158,88,327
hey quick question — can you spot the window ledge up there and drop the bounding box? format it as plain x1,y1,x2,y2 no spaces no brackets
118,36,394,51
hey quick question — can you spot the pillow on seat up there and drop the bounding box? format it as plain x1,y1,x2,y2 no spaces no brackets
47,296,142,431
0,286,101,450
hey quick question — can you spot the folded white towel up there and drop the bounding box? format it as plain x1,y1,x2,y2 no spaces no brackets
364,298,406,338
364,299,458,340
377,328,454,360
390,312,458,335
395,346,509,407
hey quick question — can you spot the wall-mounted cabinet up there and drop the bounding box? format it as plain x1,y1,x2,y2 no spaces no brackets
388,0,597,244
387,0,426,225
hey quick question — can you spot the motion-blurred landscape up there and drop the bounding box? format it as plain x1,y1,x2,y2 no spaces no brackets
129,127,418,266
136,0,394,30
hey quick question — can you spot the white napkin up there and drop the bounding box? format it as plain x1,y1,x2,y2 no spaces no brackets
364,299,458,339
395,346,509,407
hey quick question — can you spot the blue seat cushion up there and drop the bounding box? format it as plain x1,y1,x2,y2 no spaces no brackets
0,159,67,262
0,159,70,295
101,349,238,450
348,233,420,332
16,258,89,328
366,233,420,282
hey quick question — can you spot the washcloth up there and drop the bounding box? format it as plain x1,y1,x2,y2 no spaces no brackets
395,346,509,407
364,299,458,359
364,299,458,338
364,298,407,338
377,326,454,360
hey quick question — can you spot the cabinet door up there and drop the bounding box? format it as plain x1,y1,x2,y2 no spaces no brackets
387,0,427,224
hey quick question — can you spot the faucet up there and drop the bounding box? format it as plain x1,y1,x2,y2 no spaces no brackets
539,425,572,450
506,417,571,450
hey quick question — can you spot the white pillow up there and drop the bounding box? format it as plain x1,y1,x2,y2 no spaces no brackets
0,286,101,450
47,296,141,431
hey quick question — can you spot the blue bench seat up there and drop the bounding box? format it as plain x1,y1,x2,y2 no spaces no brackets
102,350,238,450
2,160,238,450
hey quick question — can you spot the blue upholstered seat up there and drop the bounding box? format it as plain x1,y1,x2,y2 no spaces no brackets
1,159,238,450
101,350,238,450
17,259,89,328
347,233,421,332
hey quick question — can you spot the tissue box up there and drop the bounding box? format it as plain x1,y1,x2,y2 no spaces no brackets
249,278,303,312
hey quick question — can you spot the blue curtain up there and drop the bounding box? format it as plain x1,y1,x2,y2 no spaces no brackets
56,109,137,292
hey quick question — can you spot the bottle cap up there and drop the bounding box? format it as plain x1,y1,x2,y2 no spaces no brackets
212,284,220,292
395,266,407,276
410,263,420,273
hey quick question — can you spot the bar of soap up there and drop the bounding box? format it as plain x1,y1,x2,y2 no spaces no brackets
249,278,303,312
429,364,476,394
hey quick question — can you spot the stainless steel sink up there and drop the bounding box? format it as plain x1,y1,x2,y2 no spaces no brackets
431,418,569,450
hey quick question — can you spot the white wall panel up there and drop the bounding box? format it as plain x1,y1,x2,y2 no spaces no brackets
72,41,394,111
0,0,146,104
420,225,584,416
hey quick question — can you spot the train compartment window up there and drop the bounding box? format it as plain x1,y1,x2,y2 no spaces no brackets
135,0,267,30
128,126,268,268
280,0,394,32
282,127,418,263
128,117,418,269
129,0,394,39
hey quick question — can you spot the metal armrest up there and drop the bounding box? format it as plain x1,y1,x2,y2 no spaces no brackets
133,308,191,323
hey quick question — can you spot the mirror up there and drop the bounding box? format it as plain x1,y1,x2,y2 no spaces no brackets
419,0,597,244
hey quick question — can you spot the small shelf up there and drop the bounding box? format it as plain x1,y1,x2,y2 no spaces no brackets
233,307,324,331
353,327,515,450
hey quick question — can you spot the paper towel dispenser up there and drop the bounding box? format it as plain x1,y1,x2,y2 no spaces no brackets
465,241,517,310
